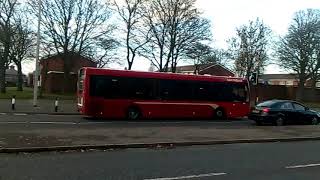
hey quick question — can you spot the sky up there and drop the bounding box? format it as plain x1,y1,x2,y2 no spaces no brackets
22,0,320,75
193,0,320,74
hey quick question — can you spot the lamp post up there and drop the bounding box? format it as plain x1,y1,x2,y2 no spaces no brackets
33,0,41,107
0,44,4,57
0,45,4,70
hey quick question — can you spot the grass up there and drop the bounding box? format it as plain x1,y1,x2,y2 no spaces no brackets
0,87,76,100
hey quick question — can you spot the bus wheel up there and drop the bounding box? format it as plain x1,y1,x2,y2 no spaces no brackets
214,108,226,120
127,107,141,120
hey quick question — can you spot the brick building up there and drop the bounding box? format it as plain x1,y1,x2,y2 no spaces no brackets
6,65,27,86
259,74,320,88
39,53,96,93
174,63,235,77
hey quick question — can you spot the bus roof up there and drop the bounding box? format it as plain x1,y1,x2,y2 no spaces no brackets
82,67,247,83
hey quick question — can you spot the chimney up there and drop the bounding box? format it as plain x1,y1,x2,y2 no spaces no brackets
9,65,15,70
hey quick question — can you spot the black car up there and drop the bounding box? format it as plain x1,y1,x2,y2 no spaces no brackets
249,100,320,126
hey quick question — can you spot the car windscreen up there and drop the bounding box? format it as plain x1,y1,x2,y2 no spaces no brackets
256,101,278,107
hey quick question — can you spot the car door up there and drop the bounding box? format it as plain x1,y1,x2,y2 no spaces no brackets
292,103,307,124
279,102,295,124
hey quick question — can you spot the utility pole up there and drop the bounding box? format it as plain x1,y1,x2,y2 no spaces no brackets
250,72,259,104
33,0,41,107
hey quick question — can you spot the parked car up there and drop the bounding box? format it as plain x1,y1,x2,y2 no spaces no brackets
249,100,320,126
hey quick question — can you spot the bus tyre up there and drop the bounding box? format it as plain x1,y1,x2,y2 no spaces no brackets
214,108,225,120
255,121,262,126
127,107,141,120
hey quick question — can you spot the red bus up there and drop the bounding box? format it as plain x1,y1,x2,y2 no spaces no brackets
77,67,250,119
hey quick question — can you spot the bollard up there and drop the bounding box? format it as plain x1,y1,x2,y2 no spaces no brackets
11,95,16,110
54,97,59,112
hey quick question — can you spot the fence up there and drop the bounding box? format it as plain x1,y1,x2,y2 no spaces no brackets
250,84,320,105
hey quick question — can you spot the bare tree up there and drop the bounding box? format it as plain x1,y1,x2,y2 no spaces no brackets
38,44,55,97
206,49,230,66
184,43,230,74
184,42,213,73
114,0,147,70
277,9,320,100
228,18,271,79
140,0,212,72
9,18,34,91
29,0,114,92
0,0,19,93
88,38,120,68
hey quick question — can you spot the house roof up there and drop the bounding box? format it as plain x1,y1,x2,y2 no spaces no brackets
5,66,27,76
175,64,213,72
40,52,96,64
259,74,299,80
175,63,235,75
6,68,18,76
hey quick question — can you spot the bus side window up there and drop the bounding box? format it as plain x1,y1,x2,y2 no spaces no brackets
222,83,246,102
108,78,121,98
210,82,225,101
129,78,155,99
159,80,175,100
173,80,193,100
194,82,210,101
90,75,108,97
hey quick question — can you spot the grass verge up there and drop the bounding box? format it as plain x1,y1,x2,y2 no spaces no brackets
0,87,76,100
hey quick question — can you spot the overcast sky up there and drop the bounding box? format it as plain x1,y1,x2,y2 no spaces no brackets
192,0,320,74
23,0,320,74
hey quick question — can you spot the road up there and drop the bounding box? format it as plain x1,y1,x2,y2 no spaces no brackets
1,114,320,149
1,141,320,180
0,114,261,148
0,113,252,127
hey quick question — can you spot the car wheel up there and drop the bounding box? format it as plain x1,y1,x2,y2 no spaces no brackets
214,108,226,120
275,116,285,126
127,107,141,120
311,117,318,125
255,121,262,126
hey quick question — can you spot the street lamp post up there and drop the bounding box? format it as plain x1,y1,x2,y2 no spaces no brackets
33,0,41,107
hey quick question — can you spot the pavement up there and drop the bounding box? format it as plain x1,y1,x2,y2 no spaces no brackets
0,114,320,151
1,141,320,180
0,99,78,114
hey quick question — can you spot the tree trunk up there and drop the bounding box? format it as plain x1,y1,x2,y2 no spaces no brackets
0,60,6,93
63,53,73,93
16,62,23,91
310,77,317,102
194,64,199,75
39,61,48,97
296,80,305,101
63,62,71,94
128,61,133,70
311,77,317,90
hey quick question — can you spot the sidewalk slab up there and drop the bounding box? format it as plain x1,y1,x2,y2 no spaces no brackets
1,137,320,153
0,122,319,152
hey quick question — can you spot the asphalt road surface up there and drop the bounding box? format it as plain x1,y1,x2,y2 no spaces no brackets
1,141,320,180
0,114,252,127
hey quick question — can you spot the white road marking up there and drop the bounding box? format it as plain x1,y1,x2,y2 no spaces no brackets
286,163,320,169
0,121,78,125
29,122,77,125
13,113,28,116
144,172,227,180
0,113,7,115
0,122,26,124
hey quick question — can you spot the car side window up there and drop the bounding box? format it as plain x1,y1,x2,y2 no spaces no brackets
293,103,305,111
280,102,293,110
